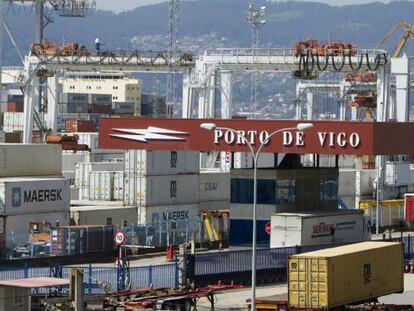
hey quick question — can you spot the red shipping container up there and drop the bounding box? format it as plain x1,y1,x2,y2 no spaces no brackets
405,194,414,221
7,101,24,112
65,119,94,132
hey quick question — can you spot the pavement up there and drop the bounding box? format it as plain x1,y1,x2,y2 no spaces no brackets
194,274,414,310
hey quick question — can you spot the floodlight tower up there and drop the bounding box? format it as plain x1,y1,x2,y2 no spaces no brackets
247,2,266,118
167,0,179,117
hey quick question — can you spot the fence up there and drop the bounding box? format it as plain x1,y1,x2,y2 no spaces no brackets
0,263,178,295
186,240,414,288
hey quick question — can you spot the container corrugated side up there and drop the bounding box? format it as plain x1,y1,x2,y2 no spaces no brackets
199,171,230,202
75,162,123,188
288,242,404,309
113,171,124,201
0,144,62,177
88,171,115,201
123,174,200,206
125,150,200,176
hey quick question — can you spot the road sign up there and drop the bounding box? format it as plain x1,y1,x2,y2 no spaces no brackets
115,230,126,246
265,222,271,235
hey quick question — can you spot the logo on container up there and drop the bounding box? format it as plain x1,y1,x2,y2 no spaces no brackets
11,187,21,208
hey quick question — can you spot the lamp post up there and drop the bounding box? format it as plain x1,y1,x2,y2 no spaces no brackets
200,122,313,310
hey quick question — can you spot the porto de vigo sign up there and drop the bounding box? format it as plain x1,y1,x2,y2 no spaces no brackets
99,118,414,156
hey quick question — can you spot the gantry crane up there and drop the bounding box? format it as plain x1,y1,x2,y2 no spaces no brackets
375,20,414,57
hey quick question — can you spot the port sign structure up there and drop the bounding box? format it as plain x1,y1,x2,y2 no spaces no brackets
99,118,414,156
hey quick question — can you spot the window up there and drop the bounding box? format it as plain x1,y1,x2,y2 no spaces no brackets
275,179,296,204
106,217,112,225
320,177,338,201
230,178,276,204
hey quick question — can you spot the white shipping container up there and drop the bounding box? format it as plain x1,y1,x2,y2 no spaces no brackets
339,169,356,197
233,152,275,169
75,161,124,187
140,204,200,225
3,112,42,132
125,150,200,176
88,171,116,201
360,169,376,195
123,174,200,206
270,210,365,248
0,177,70,215
113,171,124,201
199,171,230,202
62,153,87,171
0,144,62,177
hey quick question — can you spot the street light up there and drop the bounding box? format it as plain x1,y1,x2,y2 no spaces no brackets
200,122,314,311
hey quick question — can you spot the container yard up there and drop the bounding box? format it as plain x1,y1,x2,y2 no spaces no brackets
0,0,413,310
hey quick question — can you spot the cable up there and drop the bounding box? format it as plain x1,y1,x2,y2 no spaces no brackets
348,52,364,72
331,51,346,72
316,52,329,71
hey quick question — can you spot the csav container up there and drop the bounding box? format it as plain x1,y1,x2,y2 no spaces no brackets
288,242,404,309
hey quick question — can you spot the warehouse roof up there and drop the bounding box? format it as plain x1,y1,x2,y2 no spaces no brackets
0,277,69,288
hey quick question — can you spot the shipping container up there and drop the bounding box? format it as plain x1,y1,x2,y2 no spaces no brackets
123,174,200,207
58,103,88,113
3,112,42,132
113,171,124,201
62,152,87,171
405,193,414,221
88,104,113,114
233,152,275,169
360,200,404,227
57,113,90,131
199,171,230,202
51,225,114,256
338,169,356,197
7,94,23,102
59,93,88,104
70,205,137,226
7,101,23,112
115,102,134,114
270,210,365,248
90,94,112,105
142,203,200,225
75,161,124,188
0,177,70,215
125,150,200,176
288,242,404,309
4,132,20,143
0,144,62,177
88,171,117,201
64,119,94,133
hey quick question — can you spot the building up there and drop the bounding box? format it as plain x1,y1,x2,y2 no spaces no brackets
60,72,142,115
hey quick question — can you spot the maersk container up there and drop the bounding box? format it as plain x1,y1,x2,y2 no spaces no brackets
88,171,117,201
0,177,70,215
288,242,404,309
199,171,230,202
139,203,200,225
123,174,200,207
270,210,364,248
59,93,88,104
125,150,200,176
0,144,62,177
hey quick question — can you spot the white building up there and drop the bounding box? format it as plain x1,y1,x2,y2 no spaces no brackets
60,72,143,115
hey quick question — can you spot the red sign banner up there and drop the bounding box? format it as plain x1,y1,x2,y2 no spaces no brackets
99,118,414,156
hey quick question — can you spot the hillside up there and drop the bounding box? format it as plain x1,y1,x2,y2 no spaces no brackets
3,0,414,65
